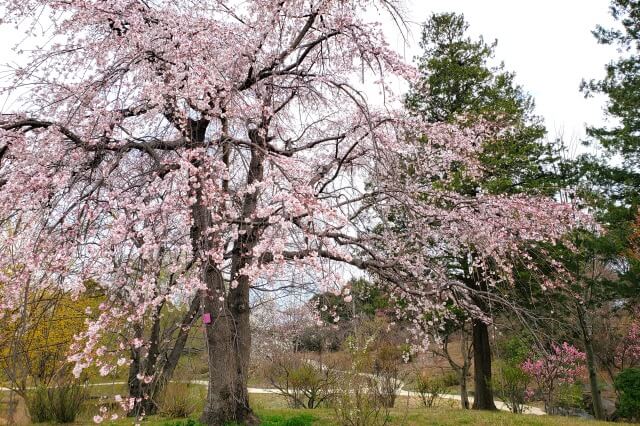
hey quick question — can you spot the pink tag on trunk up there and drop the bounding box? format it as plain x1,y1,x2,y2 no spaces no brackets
203,313,212,324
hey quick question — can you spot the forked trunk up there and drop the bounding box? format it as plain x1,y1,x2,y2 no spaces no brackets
127,295,200,417
191,185,258,425
190,120,265,425
471,319,497,410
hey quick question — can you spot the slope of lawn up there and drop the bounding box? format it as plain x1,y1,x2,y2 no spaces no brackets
104,407,625,426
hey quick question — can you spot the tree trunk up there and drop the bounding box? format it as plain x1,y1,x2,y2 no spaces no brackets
192,158,259,424
460,372,470,409
471,319,497,410
460,327,471,409
127,380,157,418
189,118,265,426
576,303,604,420
128,293,201,417
191,191,257,425
199,265,256,425
128,321,159,417
128,360,158,417
202,127,265,425
441,326,472,409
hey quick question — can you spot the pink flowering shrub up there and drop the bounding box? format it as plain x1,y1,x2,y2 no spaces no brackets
521,342,586,413
615,309,640,371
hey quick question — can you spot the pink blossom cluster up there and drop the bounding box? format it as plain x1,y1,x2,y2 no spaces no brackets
521,342,586,408
522,342,586,383
615,307,640,368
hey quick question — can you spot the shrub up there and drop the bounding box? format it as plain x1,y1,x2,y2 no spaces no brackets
439,370,460,388
333,373,389,426
615,368,640,420
27,386,53,423
554,383,584,412
521,342,586,413
414,371,446,408
158,382,204,419
267,354,336,409
372,344,404,408
333,335,390,426
27,383,88,423
492,361,530,414
47,383,89,423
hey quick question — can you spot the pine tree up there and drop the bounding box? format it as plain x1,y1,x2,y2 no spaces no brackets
407,12,563,411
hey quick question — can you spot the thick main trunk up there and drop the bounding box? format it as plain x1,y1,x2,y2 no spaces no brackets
577,303,604,419
471,320,496,411
192,193,257,425
229,274,255,421
199,266,255,425
190,120,264,425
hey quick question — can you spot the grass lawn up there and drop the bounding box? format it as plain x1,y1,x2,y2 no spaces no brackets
5,385,625,425
96,394,625,426
103,406,624,426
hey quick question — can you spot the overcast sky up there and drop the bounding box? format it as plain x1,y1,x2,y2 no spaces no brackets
382,0,619,151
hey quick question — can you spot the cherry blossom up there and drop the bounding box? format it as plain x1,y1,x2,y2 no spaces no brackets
0,0,586,423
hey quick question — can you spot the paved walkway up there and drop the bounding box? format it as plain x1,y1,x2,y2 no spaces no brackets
303,359,546,416
180,376,546,415
1,379,546,416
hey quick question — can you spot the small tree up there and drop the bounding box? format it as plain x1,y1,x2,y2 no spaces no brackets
493,335,532,414
334,334,390,426
521,342,586,414
414,371,446,408
492,362,530,414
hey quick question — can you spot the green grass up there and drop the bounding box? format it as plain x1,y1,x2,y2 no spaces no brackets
100,406,626,426
7,383,625,425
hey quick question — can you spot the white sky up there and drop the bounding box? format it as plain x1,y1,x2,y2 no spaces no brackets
381,0,619,151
